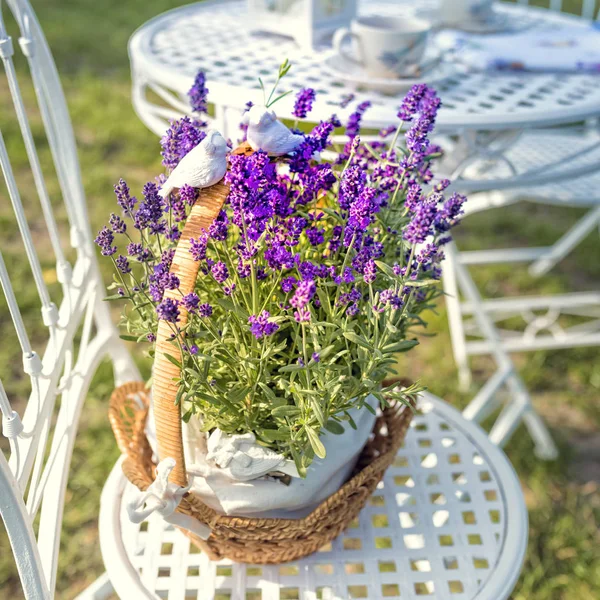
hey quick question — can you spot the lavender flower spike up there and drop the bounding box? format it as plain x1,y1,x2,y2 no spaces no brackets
188,70,209,114
94,227,116,256
293,88,316,119
290,280,316,309
248,311,280,339
156,298,180,323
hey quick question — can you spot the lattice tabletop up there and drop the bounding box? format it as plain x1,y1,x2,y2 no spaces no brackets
128,0,600,134
99,393,527,600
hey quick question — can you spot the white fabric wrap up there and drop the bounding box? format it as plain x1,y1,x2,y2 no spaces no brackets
146,395,378,519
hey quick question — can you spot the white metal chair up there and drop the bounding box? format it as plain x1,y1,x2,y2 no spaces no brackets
0,0,139,597
440,0,600,457
98,393,529,600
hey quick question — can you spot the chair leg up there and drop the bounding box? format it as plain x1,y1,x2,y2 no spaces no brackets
488,370,558,460
73,572,114,600
529,204,600,276
451,246,558,458
442,251,472,391
522,408,559,460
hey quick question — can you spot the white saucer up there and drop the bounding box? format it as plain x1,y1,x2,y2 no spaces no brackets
323,50,462,95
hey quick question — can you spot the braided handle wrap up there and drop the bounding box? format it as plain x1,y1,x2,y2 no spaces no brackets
153,181,229,486
153,143,254,486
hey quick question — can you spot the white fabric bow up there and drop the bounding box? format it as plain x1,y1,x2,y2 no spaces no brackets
126,457,212,540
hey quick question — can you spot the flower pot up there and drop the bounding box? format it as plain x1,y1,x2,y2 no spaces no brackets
108,157,415,564
109,380,413,564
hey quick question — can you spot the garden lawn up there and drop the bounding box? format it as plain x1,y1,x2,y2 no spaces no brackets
0,0,598,598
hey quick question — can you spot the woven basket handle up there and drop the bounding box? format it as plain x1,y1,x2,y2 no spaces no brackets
153,142,254,486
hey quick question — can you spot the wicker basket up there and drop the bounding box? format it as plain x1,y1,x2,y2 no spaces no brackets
108,146,415,564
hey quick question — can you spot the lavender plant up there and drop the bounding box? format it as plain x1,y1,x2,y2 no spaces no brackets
97,67,464,476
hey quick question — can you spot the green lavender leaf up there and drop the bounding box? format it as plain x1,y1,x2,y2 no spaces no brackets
325,419,345,435
306,427,326,459
382,340,419,353
164,353,182,368
271,405,301,417
343,331,373,350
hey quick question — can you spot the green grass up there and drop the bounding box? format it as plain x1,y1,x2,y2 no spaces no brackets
0,0,599,598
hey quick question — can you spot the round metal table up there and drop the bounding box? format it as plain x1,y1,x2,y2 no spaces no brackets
128,0,600,191
99,393,528,600
127,0,600,129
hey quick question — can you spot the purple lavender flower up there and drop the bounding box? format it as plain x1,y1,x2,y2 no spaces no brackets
290,280,316,309
294,307,311,323
147,333,156,343
161,117,206,170
109,213,126,234
306,118,337,154
265,245,294,270
168,193,186,223
397,84,428,121
292,88,316,119
94,227,116,256
311,352,320,363
114,178,137,216
237,262,251,278
434,179,451,193
328,225,343,254
225,151,277,240
182,292,200,312
115,255,131,274
190,234,208,261
306,227,325,246
180,184,198,207
435,193,466,232
135,183,166,235
211,261,229,283
156,298,180,323
405,184,423,213
199,303,213,318
188,70,208,114
248,311,280,339
239,101,254,141
339,165,367,211
127,242,142,258
403,199,438,245
224,283,236,296
363,259,377,284
298,261,318,281
281,276,297,293
208,210,229,241
346,101,371,139
379,125,396,138
346,302,359,317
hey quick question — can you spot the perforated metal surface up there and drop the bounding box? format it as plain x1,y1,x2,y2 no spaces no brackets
443,128,600,196
107,394,527,600
128,0,600,131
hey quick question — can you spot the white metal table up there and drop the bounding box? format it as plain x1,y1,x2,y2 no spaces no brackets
128,0,600,190
127,0,600,457
99,393,527,600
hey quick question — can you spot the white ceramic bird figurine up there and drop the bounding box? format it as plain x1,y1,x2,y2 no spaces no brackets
243,105,304,157
159,129,228,198
204,429,299,482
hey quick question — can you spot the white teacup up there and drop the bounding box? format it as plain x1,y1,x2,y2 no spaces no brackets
332,16,431,79
439,0,495,24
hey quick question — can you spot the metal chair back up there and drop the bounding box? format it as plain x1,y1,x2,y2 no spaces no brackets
0,0,138,597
